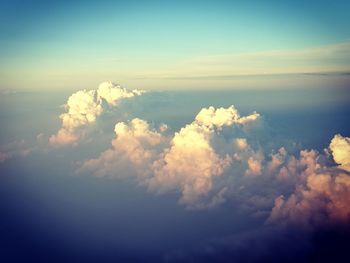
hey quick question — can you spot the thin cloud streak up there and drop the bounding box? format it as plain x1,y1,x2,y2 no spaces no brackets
135,41,350,80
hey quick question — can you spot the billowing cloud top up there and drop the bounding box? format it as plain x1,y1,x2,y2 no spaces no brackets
329,134,350,171
81,105,262,209
49,81,145,145
149,105,260,208
195,106,259,129
31,81,350,228
268,146,350,226
78,101,350,226
97,81,145,106
79,118,166,178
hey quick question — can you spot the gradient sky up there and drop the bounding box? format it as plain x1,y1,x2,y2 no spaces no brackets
1,2,350,261
1,0,350,90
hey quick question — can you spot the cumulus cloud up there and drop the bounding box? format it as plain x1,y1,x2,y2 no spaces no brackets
194,106,259,128
329,134,350,171
49,81,144,146
80,105,262,209
149,118,232,207
267,135,350,226
77,98,350,226
79,118,166,178
149,106,260,208
245,154,264,176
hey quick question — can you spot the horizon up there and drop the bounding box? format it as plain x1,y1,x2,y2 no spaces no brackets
1,0,350,91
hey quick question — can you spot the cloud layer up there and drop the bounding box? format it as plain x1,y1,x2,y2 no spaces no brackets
79,103,350,227
2,84,349,263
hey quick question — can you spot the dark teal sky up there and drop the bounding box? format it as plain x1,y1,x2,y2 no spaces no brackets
1,0,350,90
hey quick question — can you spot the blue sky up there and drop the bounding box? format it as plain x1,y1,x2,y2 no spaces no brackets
1,0,350,90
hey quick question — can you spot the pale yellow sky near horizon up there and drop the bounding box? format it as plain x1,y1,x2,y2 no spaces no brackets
1,41,350,91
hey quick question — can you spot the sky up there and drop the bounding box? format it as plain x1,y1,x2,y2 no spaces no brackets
1,0,350,90
1,1,350,263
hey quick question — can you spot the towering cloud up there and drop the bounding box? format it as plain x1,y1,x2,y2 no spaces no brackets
149,106,260,208
49,81,144,146
80,105,262,208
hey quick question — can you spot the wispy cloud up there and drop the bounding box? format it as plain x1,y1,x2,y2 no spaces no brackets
136,42,350,80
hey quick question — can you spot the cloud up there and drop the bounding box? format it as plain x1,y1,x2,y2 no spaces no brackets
135,41,350,81
329,134,350,171
149,106,260,208
194,106,260,128
80,105,262,209
267,135,350,227
0,134,55,164
159,132,350,261
3,86,349,262
245,155,264,176
0,88,17,95
0,140,32,163
78,118,166,178
77,98,350,226
49,81,145,146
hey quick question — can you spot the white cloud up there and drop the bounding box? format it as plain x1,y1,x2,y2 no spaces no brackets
194,105,259,128
97,81,145,106
329,134,350,171
49,81,145,146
